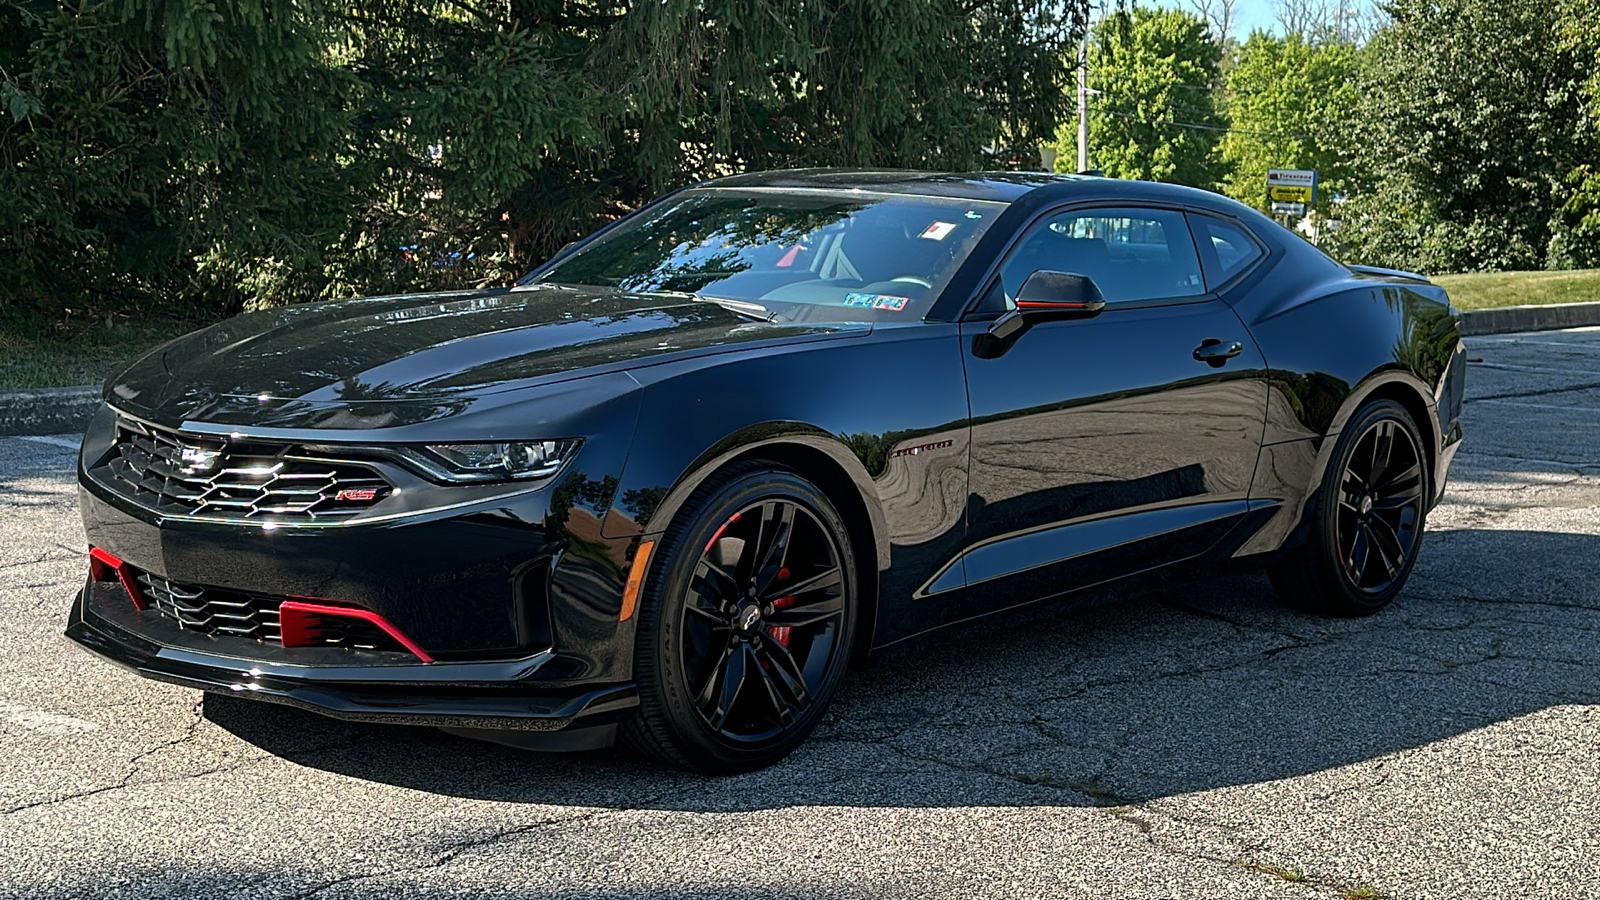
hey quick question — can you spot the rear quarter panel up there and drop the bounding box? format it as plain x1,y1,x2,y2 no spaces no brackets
1229,269,1465,556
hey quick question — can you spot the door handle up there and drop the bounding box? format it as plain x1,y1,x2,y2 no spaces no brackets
1194,338,1243,367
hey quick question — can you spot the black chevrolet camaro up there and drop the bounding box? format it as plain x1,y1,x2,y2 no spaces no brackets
68,170,1466,772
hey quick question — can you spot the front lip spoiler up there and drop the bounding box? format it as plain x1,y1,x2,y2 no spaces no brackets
65,597,637,733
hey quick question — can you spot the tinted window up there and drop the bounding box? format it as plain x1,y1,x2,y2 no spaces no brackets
531,189,1005,323
997,207,1205,306
1192,216,1264,284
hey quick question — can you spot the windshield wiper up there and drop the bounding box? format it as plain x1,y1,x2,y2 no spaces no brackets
642,290,778,324
700,295,780,323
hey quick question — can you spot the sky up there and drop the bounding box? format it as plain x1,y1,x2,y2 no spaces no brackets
1143,0,1284,39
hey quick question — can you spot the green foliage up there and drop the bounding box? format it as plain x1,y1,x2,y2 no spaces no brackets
0,0,1083,324
1324,0,1594,273
1057,5,1225,188
1,0,358,323
1219,31,1360,216
1549,0,1600,269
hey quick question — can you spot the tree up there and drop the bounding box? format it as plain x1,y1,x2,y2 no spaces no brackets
1186,0,1240,43
0,0,359,318
1273,0,1369,44
1219,31,1361,216
1059,5,1226,188
1548,0,1600,268
1326,0,1592,273
0,0,1087,324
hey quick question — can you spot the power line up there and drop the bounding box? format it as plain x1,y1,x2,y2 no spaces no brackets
1093,108,1319,140
1164,83,1328,96
1087,77,1336,97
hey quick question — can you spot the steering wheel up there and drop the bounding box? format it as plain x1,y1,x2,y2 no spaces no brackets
889,276,934,289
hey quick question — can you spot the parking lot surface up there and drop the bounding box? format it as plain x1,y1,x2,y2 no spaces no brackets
3,328,1599,900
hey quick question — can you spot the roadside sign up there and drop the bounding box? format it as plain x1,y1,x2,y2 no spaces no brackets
1271,201,1307,217
1267,168,1317,204
1269,184,1314,203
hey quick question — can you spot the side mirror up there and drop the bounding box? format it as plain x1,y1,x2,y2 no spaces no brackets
979,271,1106,353
1014,270,1106,316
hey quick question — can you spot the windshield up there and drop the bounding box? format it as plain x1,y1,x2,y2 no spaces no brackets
527,188,1006,323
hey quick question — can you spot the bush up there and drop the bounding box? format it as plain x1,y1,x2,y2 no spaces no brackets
1327,0,1593,273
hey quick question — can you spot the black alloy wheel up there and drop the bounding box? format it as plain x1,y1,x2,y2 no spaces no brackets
1334,417,1425,595
624,462,857,773
1268,399,1430,617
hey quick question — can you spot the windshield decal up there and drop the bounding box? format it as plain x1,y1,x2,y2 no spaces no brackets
920,222,958,241
843,292,910,311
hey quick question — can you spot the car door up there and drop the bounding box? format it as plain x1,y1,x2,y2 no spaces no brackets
930,204,1269,618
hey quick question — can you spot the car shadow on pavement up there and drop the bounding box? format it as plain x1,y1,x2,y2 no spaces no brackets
204,526,1600,812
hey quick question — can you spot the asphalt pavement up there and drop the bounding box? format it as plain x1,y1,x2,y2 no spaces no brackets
3,329,1599,900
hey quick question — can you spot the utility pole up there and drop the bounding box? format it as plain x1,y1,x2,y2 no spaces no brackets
1076,28,1089,173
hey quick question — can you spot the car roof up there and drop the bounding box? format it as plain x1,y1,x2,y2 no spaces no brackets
701,168,1256,215
705,168,1085,202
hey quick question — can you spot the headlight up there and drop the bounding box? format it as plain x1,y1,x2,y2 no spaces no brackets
394,439,582,483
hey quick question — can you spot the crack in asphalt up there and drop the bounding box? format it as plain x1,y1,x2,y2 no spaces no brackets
1158,596,1322,647
278,809,614,900
1466,379,1600,403
0,553,78,571
0,705,392,817
2,699,207,816
1412,592,1600,614
1111,799,1402,899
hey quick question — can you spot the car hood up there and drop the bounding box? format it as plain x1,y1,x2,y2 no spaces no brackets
108,285,867,429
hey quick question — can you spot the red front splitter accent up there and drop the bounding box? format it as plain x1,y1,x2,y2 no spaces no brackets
278,599,435,663
89,547,147,610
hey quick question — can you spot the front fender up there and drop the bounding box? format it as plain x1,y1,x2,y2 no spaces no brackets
599,325,974,645
612,424,892,570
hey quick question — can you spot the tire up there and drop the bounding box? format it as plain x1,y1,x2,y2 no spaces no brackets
1268,399,1430,617
621,461,858,773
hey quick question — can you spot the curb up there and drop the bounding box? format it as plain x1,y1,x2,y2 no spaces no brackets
0,385,101,438
0,302,1596,437
1458,300,1600,337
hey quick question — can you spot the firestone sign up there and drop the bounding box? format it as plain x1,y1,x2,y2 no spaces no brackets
1267,168,1317,206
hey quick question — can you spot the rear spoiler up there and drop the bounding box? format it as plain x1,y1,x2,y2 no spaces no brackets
1348,264,1432,285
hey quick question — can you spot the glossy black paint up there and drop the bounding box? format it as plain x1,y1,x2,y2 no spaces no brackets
68,169,1464,735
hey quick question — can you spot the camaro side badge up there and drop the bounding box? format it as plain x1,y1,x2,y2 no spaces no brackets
887,439,955,460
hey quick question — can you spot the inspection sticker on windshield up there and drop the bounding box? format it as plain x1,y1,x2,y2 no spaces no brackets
920,222,958,241
843,292,909,311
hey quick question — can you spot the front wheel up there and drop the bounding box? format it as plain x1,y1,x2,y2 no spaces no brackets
622,462,857,773
1268,399,1430,616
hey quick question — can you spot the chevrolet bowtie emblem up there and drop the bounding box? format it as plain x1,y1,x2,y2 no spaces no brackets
179,446,222,473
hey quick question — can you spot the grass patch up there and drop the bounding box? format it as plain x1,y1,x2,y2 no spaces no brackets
1239,862,1308,883
0,315,213,391
1342,887,1382,900
1432,268,1600,310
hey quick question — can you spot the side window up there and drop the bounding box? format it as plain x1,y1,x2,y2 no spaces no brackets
1190,215,1265,287
995,206,1206,307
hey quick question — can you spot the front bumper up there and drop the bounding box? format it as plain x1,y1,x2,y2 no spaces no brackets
67,582,638,731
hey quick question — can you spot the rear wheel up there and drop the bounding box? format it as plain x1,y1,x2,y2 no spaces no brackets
622,462,857,773
1268,399,1429,616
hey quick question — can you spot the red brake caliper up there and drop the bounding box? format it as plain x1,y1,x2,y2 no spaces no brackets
768,566,795,648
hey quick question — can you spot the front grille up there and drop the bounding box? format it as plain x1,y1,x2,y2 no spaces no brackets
137,572,403,652
140,572,281,641
103,418,390,521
